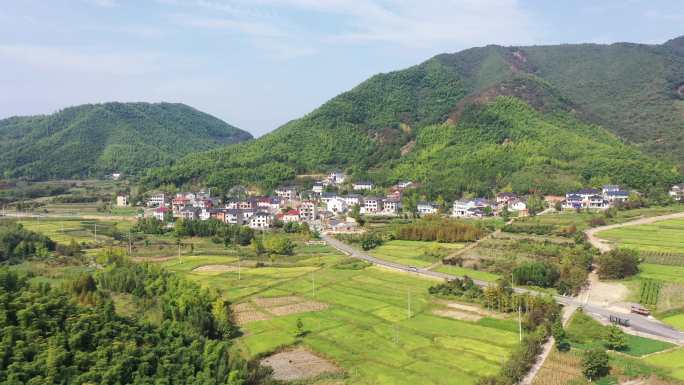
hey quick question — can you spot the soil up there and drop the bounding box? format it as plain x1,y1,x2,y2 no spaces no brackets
432,309,482,322
432,300,501,321
585,271,630,311
252,296,303,308
261,348,341,381
192,264,239,273
269,301,328,316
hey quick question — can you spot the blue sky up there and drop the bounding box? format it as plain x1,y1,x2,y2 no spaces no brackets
1,0,683,136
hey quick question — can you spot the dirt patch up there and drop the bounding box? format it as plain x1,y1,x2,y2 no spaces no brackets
586,272,630,309
433,309,482,321
400,140,416,156
234,311,272,325
252,296,304,308
269,301,329,316
131,255,178,262
261,348,341,381
192,264,239,273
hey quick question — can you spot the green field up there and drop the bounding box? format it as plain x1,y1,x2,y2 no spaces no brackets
163,252,519,385
596,218,684,254
18,218,134,244
432,264,502,282
369,240,465,268
643,348,684,381
662,312,684,330
638,264,684,284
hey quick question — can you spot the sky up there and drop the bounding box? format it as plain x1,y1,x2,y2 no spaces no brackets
1,0,683,137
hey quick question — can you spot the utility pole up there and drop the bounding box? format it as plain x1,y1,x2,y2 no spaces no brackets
128,230,132,255
178,242,182,264
407,289,412,319
237,253,241,281
94,224,97,243
311,272,315,297
518,305,523,342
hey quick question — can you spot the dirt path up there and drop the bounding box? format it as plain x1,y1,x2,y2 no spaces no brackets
585,212,684,253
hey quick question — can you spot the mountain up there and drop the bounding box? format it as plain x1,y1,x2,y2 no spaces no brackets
0,102,252,179
145,37,684,196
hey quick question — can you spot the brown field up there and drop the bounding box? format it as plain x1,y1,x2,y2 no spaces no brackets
261,348,341,381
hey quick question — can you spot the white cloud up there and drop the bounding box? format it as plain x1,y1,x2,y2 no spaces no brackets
168,14,289,38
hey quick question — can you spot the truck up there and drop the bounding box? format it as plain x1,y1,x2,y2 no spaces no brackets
609,315,631,327
631,304,651,316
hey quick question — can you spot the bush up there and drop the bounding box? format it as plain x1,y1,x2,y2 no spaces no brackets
512,261,560,288
581,348,610,380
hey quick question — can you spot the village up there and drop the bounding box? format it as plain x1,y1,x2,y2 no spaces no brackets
113,171,684,233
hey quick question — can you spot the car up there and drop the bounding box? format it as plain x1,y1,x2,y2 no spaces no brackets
408,266,418,272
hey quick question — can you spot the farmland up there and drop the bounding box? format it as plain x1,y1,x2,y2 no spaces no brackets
162,250,521,385
644,348,684,382
369,240,465,268
596,218,684,254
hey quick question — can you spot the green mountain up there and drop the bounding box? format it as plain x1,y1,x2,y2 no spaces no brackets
145,37,684,196
0,102,252,180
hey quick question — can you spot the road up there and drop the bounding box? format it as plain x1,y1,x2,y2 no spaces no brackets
321,233,684,344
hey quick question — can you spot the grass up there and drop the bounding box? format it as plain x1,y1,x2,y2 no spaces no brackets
643,348,684,381
369,240,465,268
596,218,684,254
162,251,519,385
18,218,133,244
662,312,684,330
432,264,501,282
566,311,674,357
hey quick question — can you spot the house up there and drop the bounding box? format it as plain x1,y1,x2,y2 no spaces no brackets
280,210,301,223
153,207,172,221
328,218,359,233
361,197,382,214
452,198,490,218
576,188,602,200
603,190,629,204
299,201,318,221
669,183,684,202
417,201,439,216
563,194,584,209
116,195,129,207
387,188,403,201
222,209,245,225
172,196,191,213
496,192,518,205
275,186,298,200
200,208,219,221
508,199,527,212
342,194,362,206
249,212,272,229
312,182,325,194
352,181,374,191
382,199,400,215
396,181,414,189
147,193,167,207
320,192,338,204
588,195,609,209
326,198,348,214
109,172,122,180
238,199,256,210
179,207,200,220
327,171,346,185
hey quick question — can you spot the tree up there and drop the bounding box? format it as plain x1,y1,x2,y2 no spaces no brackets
526,194,546,216
295,318,306,337
251,236,265,255
597,248,640,279
581,348,609,381
605,325,627,351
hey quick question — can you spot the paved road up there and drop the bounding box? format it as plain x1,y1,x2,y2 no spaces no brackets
321,233,684,344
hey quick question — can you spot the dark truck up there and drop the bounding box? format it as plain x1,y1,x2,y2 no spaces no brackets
609,315,631,327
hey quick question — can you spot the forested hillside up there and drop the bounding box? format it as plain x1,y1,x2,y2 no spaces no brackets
144,36,684,195
0,102,252,180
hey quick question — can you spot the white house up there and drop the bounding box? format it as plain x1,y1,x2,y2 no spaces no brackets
326,198,348,214
280,210,302,223
179,207,199,220
147,193,167,207
383,199,400,215
342,194,362,206
396,181,414,189
116,195,129,207
320,192,338,205
496,192,518,205
417,201,439,216
328,171,346,185
508,199,527,212
670,183,684,202
299,201,318,221
249,212,273,229
452,199,489,218
361,197,382,214
352,181,374,191
275,186,298,200
312,182,325,194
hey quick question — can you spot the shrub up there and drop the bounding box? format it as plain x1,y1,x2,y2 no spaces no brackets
597,248,640,279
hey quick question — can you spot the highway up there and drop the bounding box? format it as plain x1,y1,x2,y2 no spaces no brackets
321,233,684,344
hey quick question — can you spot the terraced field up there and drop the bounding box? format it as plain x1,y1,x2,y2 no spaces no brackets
643,348,684,381
596,218,684,254
163,252,520,385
